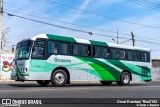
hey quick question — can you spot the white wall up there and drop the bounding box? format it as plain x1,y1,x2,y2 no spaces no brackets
152,68,160,80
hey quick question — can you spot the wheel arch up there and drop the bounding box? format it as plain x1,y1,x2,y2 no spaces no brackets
121,70,132,81
51,67,70,84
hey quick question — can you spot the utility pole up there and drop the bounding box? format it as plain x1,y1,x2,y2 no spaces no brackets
117,29,119,44
0,0,3,79
112,29,119,44
0,0,3,50
131,32,135,46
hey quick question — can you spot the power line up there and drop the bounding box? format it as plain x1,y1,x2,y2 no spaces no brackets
143,0,160,7
5,9,160,42
4,11,131,39
136,39,160,45
4,11,160,46
134,0,160,9
128,0,160,11
4,9,131,37
134,34,160,41
45,0,160,30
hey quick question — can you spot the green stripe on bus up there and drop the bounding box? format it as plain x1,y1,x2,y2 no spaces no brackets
74,57,101,79
106,59,151,78
79,57,120,80
75,57,115,80
89,40,108,47
46,34,76,43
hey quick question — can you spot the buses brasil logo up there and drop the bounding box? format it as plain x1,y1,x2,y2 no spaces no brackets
54,57,71,63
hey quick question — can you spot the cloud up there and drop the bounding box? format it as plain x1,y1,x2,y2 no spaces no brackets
91,0,123,7
58,0,90,23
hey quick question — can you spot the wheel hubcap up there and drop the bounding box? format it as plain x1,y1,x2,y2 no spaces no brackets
122,73,129,84
54,73,65,84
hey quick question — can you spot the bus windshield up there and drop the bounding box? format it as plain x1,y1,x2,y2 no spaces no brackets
15,40,33,59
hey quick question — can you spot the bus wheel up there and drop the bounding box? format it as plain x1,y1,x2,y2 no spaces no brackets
37,80,50,86
117,72,131,86
100,81,112,85
51,69,68,87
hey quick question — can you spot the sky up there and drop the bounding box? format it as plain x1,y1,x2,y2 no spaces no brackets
3,0,160,59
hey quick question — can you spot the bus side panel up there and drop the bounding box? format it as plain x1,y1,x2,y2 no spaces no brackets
29,59,46,80
69,57,119,81
42,55,151,82
45,56,121,81
45,55,100,81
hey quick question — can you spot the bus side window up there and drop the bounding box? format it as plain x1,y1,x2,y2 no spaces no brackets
87,45,92,57
112,48,119,59
32,41,45,58
111,48,126,60
119,49,126,60
133,51,140,61
127,50,133,60
73,44,88,57
141,52,148,62
93,46,109,58
60,42,70,55
48,41,60,54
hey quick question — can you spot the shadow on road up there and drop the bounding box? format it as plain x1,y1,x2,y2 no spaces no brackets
6,82,156,88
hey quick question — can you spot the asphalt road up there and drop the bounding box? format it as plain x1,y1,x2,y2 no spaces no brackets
0,81,160,98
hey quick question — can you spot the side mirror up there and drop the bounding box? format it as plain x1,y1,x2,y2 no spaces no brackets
32,46,35,53
12,47,15,53
11,45,16,53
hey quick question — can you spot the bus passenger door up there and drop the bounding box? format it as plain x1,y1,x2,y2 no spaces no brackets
29,39,47,80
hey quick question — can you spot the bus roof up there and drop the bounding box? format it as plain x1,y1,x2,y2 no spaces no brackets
31,34,150,52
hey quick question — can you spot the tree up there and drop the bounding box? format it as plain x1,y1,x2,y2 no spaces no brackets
1,27,11,50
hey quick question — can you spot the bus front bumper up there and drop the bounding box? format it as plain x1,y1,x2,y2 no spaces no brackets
11,72,29,81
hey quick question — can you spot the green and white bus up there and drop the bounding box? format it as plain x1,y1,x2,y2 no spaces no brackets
11,34,151,86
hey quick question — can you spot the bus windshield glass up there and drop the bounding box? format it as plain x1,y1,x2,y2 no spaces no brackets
15,40,33,59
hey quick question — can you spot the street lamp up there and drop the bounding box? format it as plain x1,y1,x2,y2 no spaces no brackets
112,38,118,44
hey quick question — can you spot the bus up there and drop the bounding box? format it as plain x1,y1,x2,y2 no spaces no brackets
11,34,151,86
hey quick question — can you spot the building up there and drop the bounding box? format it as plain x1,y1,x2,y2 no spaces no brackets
152,59,160,68
152,59,160,80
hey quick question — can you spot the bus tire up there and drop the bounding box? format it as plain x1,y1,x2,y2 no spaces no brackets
100,81,112,85
116,71,131,86
51,69,68,87
37,80,50,86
